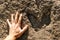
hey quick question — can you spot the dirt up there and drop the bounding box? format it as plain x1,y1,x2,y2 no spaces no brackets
0,0,60,40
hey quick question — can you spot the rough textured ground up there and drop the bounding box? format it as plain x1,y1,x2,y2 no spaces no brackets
0,0,60,40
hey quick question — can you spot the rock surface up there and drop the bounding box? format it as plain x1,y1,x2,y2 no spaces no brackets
0,0,60,40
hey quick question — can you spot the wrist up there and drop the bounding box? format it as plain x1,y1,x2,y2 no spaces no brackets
9,35,16,40
5,35,16,40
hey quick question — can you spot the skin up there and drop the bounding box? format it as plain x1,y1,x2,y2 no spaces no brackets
4,12,28,40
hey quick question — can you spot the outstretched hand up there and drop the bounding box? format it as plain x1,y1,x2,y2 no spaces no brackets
6,12,28,40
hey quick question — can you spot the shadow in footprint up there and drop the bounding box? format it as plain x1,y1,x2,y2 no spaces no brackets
26,12,51,30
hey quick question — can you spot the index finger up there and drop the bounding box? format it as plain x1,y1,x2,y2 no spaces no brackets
18,14,23,24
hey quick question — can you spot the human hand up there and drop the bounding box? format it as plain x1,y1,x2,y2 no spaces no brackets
7,12,28,40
